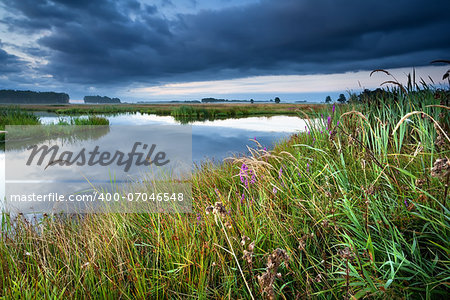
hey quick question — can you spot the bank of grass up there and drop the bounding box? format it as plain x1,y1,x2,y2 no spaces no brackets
0,110,109,144
0,102,323,119
0,107,41,141
56,115,110,126
1,87,449,299
169,104,307,122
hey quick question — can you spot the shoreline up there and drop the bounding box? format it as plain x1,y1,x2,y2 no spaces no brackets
0,102,325,116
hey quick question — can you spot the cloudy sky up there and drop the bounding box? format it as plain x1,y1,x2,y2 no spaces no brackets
0,0,449,102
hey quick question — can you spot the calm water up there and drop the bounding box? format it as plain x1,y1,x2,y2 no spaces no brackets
0,113,308,204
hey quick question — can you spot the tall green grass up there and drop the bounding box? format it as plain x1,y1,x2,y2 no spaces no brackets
1,108,108,149
0,107,41,141
56,115,110,125
0,86,449,298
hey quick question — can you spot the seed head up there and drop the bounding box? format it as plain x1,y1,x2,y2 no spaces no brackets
338,247,354,260
258,248,289,299
205,206,214,215
224,221,232,229
248,241,255,251
415,178,426,187
431,157,450,178
241,235,250,246
213,202,227,217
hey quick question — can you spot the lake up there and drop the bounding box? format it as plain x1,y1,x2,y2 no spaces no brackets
0,113,308,208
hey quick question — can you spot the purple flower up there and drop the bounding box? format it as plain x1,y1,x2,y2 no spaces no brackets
272,186,277,194
337,121,340,126
240,163,248,183
327,116,332,128
196,214,202,225
250,171,257,184
263,146,267,151
306,162,310,173
241,193,245,203
278,166,283,179
404,200,408,208
332,104,335,113
240,163,256,187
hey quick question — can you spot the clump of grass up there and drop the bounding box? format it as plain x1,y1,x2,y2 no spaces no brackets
56,115,110,125
1,76,449,298
0,106,41,141
170,105,282,123
0,108,108,142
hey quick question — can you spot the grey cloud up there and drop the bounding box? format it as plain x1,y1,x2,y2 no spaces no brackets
1,0,449,87
0,46,26,73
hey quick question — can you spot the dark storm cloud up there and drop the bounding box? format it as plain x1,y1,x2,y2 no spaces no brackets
2,0,450,85
160,0,174,8
0,45,26,73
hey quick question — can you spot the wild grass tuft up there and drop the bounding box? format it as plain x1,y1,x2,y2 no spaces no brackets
56,115,110,125
0,106,41,141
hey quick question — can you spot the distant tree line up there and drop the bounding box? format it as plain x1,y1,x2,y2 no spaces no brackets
201,98,227,103
84,95,121,104
324,94,347,103
201,97,282,103
169,100,201,103
0,89,69,104
201,97,248,103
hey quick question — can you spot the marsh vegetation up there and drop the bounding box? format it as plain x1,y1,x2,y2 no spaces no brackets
0,79,449,299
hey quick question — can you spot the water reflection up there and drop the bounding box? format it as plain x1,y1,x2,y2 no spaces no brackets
3,125,110,151
5,125,191,214
38,112,307,133
1,113,307,205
